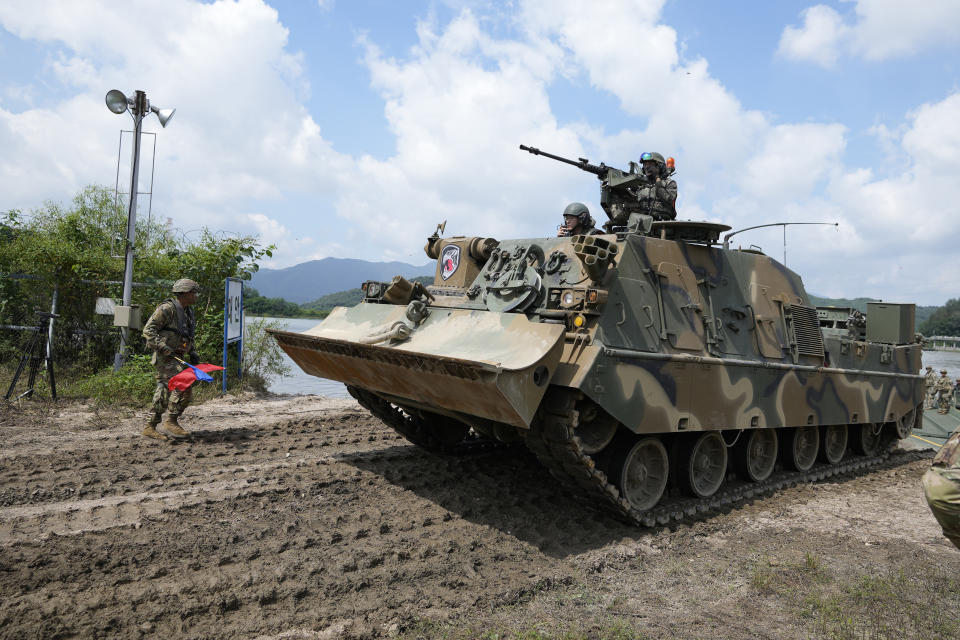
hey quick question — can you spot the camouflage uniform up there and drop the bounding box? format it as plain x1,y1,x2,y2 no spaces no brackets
634,177,678,221
925,367,937,408
141,280,199,439
923,425,960,549
935,371,953,414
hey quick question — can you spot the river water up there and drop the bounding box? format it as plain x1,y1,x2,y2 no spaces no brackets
253,315,960,397
249,316,348,397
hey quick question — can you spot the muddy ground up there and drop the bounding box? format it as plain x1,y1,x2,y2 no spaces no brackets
0,394,958,640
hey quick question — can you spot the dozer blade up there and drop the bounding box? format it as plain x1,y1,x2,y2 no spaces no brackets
269,304,565,428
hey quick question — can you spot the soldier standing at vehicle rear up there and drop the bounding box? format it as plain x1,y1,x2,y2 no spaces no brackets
141,278,201,440
935,369,954,415
634,152,677,221
923,423,960,550
925,366,937,409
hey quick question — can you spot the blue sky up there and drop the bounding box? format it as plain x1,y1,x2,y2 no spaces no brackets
1,0,959,304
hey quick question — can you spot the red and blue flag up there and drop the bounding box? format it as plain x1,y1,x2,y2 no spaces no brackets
168,362,225,392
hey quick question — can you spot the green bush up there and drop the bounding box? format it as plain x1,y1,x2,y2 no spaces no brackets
0,185,274,382
241,317,291,392
64,354,156,406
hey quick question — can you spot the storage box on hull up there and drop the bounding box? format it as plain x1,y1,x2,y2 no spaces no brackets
866,302,915,345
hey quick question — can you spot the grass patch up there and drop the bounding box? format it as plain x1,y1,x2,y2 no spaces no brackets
744,549,960,638
1,355,233,408
399,618,647,640
64,354,156,405
795,565,960,639
739,550,960,638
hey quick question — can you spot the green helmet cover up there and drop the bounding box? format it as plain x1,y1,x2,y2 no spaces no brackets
172,278,200,294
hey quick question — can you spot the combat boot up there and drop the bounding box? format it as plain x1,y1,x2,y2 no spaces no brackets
162,414,190,438
142,414,167,441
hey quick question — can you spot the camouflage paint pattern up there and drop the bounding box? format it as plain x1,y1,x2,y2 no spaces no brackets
150,354,192,417
271,221,922,440
143,299,197,418
935,373,955,412
923,424,960,549
142,299,196,358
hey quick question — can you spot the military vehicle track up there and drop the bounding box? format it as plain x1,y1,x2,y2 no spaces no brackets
348,386,503,455
346,385,924,528
525,388,919,527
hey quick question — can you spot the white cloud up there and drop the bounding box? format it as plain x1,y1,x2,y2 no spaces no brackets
778,1,960,66
777,5,849,68
0,0,350,267
246,212,290,248
337,10,583,257
1,0,958,304
901,92,960,173
738,123,847,203
818,91,960,301
850,0,960,60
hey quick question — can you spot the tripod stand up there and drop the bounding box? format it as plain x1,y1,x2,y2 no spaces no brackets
4,311,59,401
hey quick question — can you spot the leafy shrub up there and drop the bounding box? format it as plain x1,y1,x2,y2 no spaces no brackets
241,317,291,392
66,354,156,406
0,185,274,379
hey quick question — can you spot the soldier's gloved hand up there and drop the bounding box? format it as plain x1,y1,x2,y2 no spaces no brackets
188,352,199,366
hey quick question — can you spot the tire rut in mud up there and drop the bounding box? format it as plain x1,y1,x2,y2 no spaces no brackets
0,405,578,639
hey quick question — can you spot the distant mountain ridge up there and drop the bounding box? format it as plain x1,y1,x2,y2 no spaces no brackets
249,257,434,303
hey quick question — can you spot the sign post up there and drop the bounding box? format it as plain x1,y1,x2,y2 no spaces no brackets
222,278,243,393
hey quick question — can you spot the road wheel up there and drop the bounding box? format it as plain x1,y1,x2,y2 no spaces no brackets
819,424,848,464
734,429,778,482
855,423,883,456
782,426,819,471
609,436,669,512
678,432,727,498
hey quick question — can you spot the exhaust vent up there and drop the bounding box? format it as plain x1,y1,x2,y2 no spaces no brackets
785,304,825,361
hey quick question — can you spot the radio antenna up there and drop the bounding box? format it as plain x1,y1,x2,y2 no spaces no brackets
723,222,838,265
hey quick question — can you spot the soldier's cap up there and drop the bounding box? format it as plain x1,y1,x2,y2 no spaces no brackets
926,365,933,370
941,369,948,374
172,278,200,294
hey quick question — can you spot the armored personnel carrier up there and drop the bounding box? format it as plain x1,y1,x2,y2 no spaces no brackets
270,147,924,526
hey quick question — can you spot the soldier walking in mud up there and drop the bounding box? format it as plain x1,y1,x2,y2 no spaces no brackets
935,369,954,415
925,366,937,409
141,278,201,440
556,202,601,237
923,423,960,550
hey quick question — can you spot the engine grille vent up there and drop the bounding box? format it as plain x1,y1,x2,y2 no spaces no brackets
788,305,825,359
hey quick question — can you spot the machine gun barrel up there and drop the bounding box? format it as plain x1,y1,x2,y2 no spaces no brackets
519,144,607,177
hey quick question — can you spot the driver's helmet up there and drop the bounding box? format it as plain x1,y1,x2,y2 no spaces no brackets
640,151,666,167
562,202,594,229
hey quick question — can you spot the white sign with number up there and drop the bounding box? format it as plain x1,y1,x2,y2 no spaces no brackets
226,279,243,340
